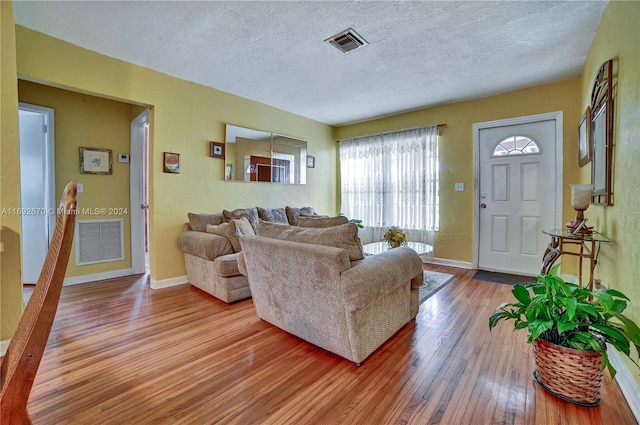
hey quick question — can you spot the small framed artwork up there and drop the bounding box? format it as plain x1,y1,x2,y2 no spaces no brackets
306,155,315,168
578,106,591,167
225,164,233,180
210,142,225,159
80,147,112,175
163,152,181,174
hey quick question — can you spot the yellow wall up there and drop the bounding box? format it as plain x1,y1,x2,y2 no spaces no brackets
18,80,134,277
579,0,640,384
335,78,582,263
1,21,336,342
13,25,337,287
0,0,23,342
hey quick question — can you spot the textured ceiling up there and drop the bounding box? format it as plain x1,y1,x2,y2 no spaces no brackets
13,1,608,126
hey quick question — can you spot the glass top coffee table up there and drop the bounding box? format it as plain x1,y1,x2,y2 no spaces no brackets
363,241,433,256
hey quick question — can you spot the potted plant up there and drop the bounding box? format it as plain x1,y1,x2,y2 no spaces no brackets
382,226,407,248
338,213,364,229
489,264,640,406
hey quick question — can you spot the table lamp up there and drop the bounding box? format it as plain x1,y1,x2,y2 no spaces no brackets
570,184,593,233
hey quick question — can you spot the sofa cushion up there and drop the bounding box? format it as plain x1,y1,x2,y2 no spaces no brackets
298,214,349,228
207,217,255,253
285,206,315,226
177,231,233,260
257,207,289,224
214,252,243,277
222,207,259,231
256,220,364,261
233,217,255,237
188,212,224,232
206,222,238,251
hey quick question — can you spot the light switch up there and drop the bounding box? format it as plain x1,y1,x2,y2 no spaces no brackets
455,182,464,192
77,183,84,193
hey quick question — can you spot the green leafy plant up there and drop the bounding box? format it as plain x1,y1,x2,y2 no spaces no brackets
338,213,364,229
348,218,364,229
489,264,640,378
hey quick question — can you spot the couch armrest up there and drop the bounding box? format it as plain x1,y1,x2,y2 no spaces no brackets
176,231,233,261
340,247,423,311
237,251,247,276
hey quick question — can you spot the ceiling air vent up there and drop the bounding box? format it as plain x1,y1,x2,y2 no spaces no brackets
325,28,368,54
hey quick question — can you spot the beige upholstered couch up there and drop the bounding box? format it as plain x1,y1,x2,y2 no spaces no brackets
176,206,326,303
238,220,424,364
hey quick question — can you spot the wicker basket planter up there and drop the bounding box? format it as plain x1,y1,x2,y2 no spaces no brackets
532,338,604,406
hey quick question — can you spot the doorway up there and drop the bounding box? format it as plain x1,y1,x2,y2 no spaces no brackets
130,109,150,274
18,103,56,284
473,112,563,276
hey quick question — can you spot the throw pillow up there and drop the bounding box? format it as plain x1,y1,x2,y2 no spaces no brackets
233,216,256,238
206,222,240,252
285,206,315,226
298,214,348,228
256,220,364,261
207,217,256,252
222,207,259,231
188,212,224,232
257,207,288,224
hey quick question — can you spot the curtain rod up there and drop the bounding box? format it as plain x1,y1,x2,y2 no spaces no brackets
336,123,447,143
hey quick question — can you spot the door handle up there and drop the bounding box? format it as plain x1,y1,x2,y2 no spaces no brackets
480,203,487,208
140,204,149,209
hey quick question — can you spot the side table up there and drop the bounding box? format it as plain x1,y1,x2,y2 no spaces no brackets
363,241,433,256
541,229,611,290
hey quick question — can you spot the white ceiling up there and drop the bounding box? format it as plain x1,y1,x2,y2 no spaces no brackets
13,1,608,126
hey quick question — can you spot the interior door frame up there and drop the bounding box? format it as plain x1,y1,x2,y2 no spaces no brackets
18,102,56,243
130,108,149,275
472,111,563,270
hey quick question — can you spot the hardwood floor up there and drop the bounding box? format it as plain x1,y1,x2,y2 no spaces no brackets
21,265,636,424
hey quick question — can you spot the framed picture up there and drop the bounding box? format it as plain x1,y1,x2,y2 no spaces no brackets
163,152,181,174
210,142,225,159
80,147,112,175
306,155,315,168
578,106,591,167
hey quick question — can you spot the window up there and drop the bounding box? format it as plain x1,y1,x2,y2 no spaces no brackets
492,135,540,157
339,126,439,246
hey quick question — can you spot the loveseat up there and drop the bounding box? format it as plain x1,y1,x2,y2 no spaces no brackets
177,206,341,302
237,220,424,364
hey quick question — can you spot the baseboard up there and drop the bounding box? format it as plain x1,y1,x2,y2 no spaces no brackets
423,257,474,269
63,268,134,286
608,346,640,423
0,338,10,357
150,275,188,290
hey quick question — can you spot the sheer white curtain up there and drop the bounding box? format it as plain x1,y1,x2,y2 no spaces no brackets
339,126,439,254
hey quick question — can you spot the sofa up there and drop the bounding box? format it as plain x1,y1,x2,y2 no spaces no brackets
177,206,338,302
237,220,424,364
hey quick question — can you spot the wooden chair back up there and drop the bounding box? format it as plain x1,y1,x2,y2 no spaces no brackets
0,182,78,424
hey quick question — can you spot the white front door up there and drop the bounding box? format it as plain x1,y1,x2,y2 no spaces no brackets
476,115,560,275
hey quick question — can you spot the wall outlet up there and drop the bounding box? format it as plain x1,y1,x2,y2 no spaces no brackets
118,153,130,163
455,182,464,192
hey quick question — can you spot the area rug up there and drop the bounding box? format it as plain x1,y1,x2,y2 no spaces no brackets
419,271,455,305
473,270,534,285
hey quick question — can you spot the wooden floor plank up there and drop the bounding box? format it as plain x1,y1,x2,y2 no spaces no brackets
13,265,637,424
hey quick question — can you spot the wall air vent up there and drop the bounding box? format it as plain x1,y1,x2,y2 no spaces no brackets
75,219,124,265
325,28,368,54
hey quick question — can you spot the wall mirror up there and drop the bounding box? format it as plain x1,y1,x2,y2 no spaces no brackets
225,124,307,184
590,59,613,205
